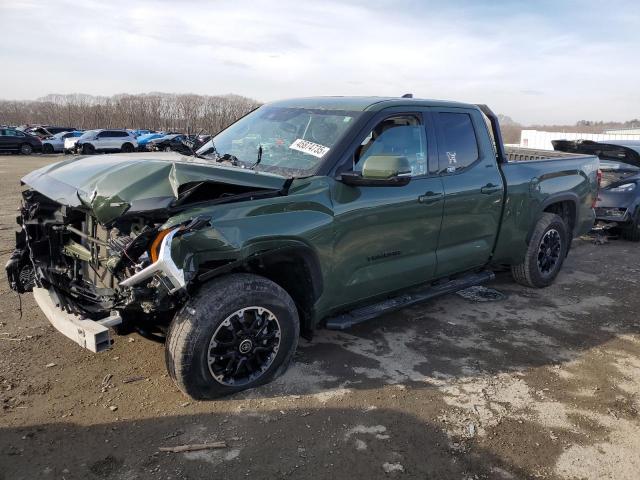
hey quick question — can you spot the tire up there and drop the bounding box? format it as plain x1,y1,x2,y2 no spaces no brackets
42,144,54,154
621,208,640,242
511,213,569,288
166,273,299,400
164,146,172,152
19,143,33,155
121,142,134,153
82,143,95,155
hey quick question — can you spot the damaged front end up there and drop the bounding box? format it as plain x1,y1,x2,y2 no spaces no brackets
6,189,211,351
6,154,289,352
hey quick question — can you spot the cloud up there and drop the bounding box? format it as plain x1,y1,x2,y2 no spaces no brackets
0,0,638,123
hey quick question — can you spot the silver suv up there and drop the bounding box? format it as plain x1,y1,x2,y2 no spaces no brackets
74,129,138,154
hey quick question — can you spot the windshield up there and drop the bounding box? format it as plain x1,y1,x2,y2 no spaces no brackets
196,106,361,176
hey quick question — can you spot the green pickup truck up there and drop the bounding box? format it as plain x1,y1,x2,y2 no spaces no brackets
6,96,599,399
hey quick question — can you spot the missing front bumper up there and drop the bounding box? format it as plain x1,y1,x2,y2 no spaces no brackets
32,287,122,353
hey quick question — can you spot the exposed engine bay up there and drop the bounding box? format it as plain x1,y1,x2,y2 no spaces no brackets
6,189,200,331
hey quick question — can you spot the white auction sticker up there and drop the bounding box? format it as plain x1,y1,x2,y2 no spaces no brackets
289,138,330,158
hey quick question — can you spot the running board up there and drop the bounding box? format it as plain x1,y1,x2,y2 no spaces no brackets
325,271,495,330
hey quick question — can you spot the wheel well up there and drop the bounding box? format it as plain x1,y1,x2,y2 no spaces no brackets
245,247,323,340
544,200,576,233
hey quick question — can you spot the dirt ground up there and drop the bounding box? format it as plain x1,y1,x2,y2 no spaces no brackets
1,154,639,480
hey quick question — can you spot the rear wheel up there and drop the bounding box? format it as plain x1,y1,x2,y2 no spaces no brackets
19,143,33,155
511,213,569,288
82,143,95,155
166,273,299,400
164,146,172,152
121,142,134,153
621,208,640,242
42,144,54,154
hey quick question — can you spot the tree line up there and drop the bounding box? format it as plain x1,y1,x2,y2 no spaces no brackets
0,92,261,135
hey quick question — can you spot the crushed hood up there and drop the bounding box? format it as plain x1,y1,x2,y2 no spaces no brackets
22,152,287,224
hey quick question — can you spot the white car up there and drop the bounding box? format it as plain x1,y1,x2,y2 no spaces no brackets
72,129,139,154
42,131,83,153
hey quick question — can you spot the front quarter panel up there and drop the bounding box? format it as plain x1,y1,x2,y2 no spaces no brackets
166,176,336,297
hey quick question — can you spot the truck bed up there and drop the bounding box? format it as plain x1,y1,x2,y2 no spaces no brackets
505,146,589,162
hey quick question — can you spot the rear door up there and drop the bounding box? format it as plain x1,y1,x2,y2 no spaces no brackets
330,110,444,307
430,108,504,277
114,131,129,148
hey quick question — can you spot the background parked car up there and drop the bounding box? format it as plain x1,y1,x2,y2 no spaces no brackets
74,129,138,154
148,133,210,154
42,131,84,153
127,129,155,138
136,132,172,150
25,125,78,139
553,139,640,241
146,133,185,152
0,128,42,154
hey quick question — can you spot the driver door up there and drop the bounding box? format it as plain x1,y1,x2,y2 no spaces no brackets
329,111,444,308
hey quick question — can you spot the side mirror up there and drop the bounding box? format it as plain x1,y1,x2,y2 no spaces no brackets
340,155,412,187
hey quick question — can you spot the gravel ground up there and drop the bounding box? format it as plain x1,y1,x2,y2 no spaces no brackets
1,154,639,480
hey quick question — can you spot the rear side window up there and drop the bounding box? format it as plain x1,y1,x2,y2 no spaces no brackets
115,131,128,137
437,112,479,173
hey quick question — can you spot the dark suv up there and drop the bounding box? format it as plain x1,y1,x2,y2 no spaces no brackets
0,128,42,155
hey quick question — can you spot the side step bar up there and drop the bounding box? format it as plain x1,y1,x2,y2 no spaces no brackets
325,271,494,330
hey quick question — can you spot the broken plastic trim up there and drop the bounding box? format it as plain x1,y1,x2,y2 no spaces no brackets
119,228,186,293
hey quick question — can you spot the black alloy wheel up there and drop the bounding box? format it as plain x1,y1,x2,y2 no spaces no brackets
207,306,281,386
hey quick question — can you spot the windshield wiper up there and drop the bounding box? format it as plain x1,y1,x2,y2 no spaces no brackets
250,145,263,169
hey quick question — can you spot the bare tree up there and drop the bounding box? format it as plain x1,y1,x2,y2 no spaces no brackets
0,92,261,135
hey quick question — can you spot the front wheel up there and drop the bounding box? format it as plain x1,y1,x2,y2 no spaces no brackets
166,273,299,400
42,144,54,154
82,143,95,155
511,212,569,288
20,143,33,155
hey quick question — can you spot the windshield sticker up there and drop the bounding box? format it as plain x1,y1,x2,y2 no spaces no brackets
289,138,330,158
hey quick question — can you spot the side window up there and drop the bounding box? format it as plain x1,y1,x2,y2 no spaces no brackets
353,115,427,177
437,112,479,173
97,131,108,138
116,131,128,137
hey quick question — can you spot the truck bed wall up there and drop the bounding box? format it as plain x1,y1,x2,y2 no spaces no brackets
491,155,599,266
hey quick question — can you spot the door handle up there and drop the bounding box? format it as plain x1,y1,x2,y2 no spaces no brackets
418,191,443,204
480,183,501,195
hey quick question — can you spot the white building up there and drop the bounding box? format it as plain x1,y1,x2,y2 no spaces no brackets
604,128,640,135
519,129,640,151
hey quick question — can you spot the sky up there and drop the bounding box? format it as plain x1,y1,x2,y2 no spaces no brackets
0,0,638,124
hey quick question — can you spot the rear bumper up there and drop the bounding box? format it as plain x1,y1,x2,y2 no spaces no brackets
595,207,632,224
32,287,122,353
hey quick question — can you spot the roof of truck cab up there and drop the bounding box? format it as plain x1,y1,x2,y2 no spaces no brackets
267,96,477,112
